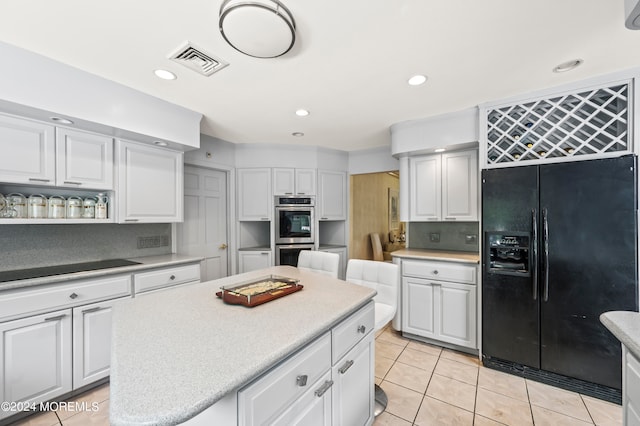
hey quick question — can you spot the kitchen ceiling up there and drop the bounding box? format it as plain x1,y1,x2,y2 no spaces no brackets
0,1,638,151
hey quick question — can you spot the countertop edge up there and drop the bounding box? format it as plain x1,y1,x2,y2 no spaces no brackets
600,311,640,360
390,249,479,264
0,254,204,291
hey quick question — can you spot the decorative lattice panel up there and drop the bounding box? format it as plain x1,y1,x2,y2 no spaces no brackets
486,83,630,165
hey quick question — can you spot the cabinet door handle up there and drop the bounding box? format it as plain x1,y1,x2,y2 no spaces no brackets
44,314,67,322
297,192,306,195
320,217,328,220
284,192,293,195
338,360,354,374
125,219,139,222
444,217,457,221
314,380,334,397
69,292,79,299
28,178,51,183
296,375,308,387
169,275,176,280
260,252,269,255
63,181,82,185
432,270,439,275
82,306,102,314
357,325,366,334
260,217,270,221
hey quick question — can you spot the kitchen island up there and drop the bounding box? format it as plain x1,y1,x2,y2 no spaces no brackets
109,265,377,425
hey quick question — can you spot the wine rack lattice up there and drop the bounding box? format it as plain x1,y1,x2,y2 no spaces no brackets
486,83,630,165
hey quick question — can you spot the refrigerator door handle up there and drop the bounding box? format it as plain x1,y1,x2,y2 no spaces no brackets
542,207,550,302
532,209,538,300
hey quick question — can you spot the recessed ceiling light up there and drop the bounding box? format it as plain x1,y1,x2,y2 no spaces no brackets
553,59,583,73
154,69,177,80
154,141,168,147
408,75,427,86
292,132,304,137
50,117,74,125
295,109,309,117
435,148,446,152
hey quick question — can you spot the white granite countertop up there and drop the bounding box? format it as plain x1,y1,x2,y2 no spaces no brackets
390,248,480,264
601,311,640,360
0,254,203,291
109,265,376,426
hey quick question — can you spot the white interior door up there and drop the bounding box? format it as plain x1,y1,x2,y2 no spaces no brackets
177,166,228,281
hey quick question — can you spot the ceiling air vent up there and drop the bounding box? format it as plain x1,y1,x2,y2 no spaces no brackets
169,41,229,77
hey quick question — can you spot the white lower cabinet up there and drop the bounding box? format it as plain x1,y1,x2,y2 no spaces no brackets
236,301,375,426
0,309,72,420
332,332,374,426
72,297,128,388
624,347,640,426
133,263,201,296
238,250,272,273
401,259,477,350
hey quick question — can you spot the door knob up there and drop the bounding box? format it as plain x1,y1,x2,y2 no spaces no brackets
219,243,228,250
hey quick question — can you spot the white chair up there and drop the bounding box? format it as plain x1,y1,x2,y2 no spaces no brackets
345,259,399,417
297,250,340,278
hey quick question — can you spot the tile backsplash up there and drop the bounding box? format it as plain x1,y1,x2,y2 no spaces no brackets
408,221,479,252
0,223,172,271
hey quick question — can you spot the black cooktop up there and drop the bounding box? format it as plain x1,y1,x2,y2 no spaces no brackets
0,259,142,283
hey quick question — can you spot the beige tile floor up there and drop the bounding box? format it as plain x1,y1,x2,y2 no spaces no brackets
12,326,623,426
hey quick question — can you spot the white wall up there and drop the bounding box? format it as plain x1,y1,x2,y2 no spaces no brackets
0,42,201,148
184,135,236,169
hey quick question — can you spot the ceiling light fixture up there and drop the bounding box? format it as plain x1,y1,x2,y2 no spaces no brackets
154,141,169,147
408,75,427,86
154,69,177,80
219,0,296,58
435,148,446,152
553,59,583,73
292,132,304,137
50,117,74,125
295,109,309,117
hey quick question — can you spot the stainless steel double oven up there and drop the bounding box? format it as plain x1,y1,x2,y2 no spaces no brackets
274,196,315,266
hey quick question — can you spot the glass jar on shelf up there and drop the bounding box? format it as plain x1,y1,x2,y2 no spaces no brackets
28,194,48,219
95,193,108,219
7,193,27,218
66,196,83,219
48,196,66,219
83,197,97,219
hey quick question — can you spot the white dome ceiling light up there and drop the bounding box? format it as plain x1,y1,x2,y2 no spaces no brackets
219,0,296,59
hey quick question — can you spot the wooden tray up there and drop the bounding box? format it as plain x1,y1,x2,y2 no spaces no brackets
215,275,303,307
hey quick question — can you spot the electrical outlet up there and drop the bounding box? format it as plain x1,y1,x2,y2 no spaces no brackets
137,236,169,249
429,232,440,243
465,234,478,244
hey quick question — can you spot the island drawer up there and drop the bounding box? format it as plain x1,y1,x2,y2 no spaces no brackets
133,263,200,294
0,274,131,322
238,332,331,426
332,301,374,363
402,260,476,284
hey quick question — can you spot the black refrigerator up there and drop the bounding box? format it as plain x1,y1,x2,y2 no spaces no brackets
482,155,638,400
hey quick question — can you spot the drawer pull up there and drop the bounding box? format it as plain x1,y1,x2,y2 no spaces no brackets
28,178,51,183
296,375,308,387
63,181,82,185
44,314,67,322
432,270,439,275
314,380,333,397
170,275,176,280
125,219,139,222
357,325,366,334
260,217,270,221
82,307,102,314
69,292,78,299
339,360,354,374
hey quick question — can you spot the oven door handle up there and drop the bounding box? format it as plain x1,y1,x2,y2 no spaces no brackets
532,209,538,301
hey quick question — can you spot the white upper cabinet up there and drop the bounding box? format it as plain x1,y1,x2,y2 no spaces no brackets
407,149,478,222
273,168,316,196
56,128,113,190
441,150,478,221
238,168,272,221
409,155,441,221
0,114,56,185
317,170,347,221
117,140,183,223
